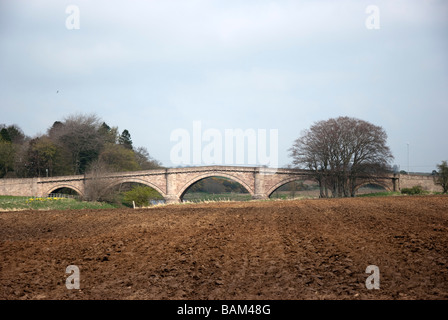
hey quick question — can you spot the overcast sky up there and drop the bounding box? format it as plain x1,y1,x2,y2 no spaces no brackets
1,0,447,172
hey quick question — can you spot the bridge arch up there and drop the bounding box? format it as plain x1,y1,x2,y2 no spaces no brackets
266,176,314,198
354,181,392,193
177,172,255,200
46,184,84,198
104,177,166,198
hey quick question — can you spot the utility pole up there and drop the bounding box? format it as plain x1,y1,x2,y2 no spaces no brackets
406,142,410,175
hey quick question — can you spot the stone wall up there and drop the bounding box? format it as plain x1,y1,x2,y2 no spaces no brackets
0,178,39,197
398,174,442,192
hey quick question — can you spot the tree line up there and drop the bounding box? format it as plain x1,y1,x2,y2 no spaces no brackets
0,113,162,179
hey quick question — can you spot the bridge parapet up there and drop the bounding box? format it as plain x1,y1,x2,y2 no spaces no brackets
0,177,40,197
398,174,442,192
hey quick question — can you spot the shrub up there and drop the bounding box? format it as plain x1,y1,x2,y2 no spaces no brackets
123,185,163,207
401,185,424,195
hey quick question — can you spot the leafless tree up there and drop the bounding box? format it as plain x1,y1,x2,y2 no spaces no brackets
289,117,393,197
49,113,104,175
83,159,114,202
134,146,163,170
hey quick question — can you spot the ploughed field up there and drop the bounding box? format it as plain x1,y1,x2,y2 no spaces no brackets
1,195,447,300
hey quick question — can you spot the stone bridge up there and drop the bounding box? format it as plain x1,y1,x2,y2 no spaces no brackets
0,166,441,203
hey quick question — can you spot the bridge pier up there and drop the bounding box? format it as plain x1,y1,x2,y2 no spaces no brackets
165,170,181,204
164,195,181,204
253,170,269,200
252,194,269,200
392,175,398,192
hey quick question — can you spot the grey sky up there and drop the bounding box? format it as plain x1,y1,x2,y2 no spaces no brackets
1,0,447,171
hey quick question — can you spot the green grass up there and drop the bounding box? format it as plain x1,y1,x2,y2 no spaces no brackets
182,192,252,203
357,190,444,198
0,195,117,211
356,191,402,197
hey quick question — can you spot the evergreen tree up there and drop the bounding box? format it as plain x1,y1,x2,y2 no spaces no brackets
0,128,11,142
0,140,14,177
119,129,133,150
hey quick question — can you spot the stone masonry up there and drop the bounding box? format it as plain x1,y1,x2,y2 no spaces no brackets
0,166,441,203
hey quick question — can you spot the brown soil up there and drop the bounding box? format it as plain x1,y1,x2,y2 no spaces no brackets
1,195,447,300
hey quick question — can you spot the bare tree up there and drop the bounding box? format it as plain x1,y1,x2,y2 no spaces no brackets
289,117,393,197
83,159,114,202
134,146,163,170
49,113,104,175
